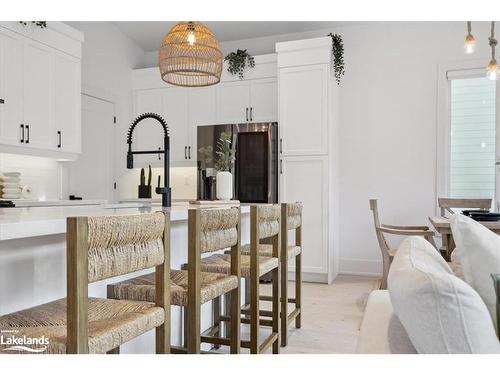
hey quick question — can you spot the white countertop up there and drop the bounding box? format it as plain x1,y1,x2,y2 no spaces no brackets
11,199,107,207
0,203,249,241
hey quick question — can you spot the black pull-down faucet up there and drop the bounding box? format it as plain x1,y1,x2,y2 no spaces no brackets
126,113,171,207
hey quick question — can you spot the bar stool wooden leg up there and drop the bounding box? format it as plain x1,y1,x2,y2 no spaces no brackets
295,253,302,328
280,203,289,346
281,256,288,346
244,277,251,318
272,261,281,353
213,296,221,349
230,287,241,354
183,307,188,348
295,226,302,329
225,293,232,338
187,210,201,354
250,206,260,354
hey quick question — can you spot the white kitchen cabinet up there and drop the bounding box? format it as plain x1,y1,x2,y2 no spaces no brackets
188,86,217,162
54,51,81,153
279,64,328,156
216,81,250,123
216,78,278,124
276,37,339,283
0,28,24,146
163,87,189,163
0,23,83,159
133,89,165,165
22,38,54,150
249,78,277,122
280,156,329,276
134,87,190,166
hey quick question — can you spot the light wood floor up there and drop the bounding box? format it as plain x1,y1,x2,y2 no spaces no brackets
214,275,379,354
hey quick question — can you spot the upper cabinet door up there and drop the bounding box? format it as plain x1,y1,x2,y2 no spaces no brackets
134,89,165,164
188,86,217,161
23,38,54,150
279,64,328,156
162,87,189,164
0,28,23,146
216,81,250,123
249,78,277,122
54,51,81,153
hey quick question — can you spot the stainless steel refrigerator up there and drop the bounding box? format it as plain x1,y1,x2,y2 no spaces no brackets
197,122,278,203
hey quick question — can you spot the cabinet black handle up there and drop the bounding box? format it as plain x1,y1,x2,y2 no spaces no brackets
280,159,283,174
279,138,283,154
57,131,61,148
184,146,187,159
25,125,29,144
188,146,191,159
20,124,24,143
245,107,248,122
158,147,161,160
250,107,253,121
0,99,4,104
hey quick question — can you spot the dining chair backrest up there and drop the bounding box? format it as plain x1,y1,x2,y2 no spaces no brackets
438,198,492,217
369,199,391,256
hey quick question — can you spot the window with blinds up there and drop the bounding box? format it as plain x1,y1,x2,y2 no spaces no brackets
449,76,496,199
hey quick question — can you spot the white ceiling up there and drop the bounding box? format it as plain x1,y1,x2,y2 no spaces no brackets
113,21,340,52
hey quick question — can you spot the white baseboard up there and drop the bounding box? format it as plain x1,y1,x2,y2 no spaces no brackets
339,258,382,277
287,271,329,283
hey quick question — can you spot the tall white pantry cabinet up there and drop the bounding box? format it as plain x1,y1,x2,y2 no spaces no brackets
276,37,340,283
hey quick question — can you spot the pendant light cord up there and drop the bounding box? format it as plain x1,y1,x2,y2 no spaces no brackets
467,21,472,36
490,21,497,60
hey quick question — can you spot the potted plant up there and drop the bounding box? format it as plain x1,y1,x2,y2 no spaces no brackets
214,132,235,200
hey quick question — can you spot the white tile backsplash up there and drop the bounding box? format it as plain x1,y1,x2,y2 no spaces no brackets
117,166,197,201
0,153,63,200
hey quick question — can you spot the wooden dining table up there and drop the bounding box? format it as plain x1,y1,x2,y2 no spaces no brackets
429,216,500,257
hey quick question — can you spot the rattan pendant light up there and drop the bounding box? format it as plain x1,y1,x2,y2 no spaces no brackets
159,21,223,87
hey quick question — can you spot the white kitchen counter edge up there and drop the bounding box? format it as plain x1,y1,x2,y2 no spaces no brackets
0,204,250,241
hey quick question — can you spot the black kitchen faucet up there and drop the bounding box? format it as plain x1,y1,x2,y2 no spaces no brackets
126,113,171,208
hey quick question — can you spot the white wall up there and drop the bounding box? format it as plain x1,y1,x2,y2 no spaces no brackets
0,154,62,200
129,22,499,276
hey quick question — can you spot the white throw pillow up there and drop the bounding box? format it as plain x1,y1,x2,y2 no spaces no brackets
450,213,500,324
388,236,500,354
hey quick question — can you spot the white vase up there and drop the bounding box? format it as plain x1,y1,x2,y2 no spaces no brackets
216,171,233,200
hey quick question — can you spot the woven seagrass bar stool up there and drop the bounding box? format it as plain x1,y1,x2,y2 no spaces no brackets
107,207,242,354
201,204,281,354
0,212,171,354
240,202,302,347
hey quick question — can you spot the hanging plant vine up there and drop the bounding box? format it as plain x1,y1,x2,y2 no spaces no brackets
19,21,47,29
224,49,255,79
328,33,345,85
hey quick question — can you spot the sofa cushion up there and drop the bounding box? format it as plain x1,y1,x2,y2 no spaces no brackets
450,213,500,325
356,290,416,354
388,236,500,354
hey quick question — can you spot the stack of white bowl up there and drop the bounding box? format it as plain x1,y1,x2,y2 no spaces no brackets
1,172,22,199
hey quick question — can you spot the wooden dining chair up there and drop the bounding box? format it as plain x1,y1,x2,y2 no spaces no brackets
0,212,170,354
437,198,492,258
369,199,436,289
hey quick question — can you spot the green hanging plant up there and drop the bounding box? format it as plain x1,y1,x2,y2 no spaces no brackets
224,49,255,79
328,33,345,85
19,21,47,29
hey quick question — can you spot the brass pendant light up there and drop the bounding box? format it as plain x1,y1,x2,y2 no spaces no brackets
159,21,223,87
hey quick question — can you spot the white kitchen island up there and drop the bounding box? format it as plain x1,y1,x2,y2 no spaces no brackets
0,203,250,353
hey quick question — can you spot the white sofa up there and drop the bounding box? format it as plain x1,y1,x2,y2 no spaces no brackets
357,224,500,354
